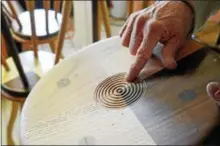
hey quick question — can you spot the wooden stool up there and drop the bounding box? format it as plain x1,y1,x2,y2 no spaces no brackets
20,36,219,145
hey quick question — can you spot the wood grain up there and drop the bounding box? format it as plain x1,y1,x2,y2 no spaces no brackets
20,36,219,145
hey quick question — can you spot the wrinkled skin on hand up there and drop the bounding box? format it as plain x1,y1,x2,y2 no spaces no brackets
119,1,193,82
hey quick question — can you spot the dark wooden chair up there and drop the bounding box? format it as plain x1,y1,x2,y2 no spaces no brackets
2,0,68,55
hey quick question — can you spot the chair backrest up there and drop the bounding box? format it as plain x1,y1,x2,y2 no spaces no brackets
2,1,62,30
1,0,72,64
1,1,72,70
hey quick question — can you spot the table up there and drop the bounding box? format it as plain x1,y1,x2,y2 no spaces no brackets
20,36,220,145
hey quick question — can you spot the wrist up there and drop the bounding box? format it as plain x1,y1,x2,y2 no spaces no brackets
187,0,195,7
180,0,196,37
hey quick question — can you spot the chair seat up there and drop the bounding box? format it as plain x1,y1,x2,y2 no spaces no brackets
1,51,58,100
11,9,62,40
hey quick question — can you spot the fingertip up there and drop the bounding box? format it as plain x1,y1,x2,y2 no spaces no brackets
130,49,137,56
164,58,177,69
125,73,133,82
119,28,124,37
125,66,137,82
206,82,220,100
121,33,129,47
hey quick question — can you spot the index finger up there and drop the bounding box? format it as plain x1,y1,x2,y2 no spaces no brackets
126,20,163,82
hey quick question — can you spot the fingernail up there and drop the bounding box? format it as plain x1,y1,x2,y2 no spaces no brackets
125,73,130,82
125,74,137,83
165,58,177,69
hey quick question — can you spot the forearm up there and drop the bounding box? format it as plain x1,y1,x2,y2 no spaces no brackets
179,1,211,32
164,1,218,32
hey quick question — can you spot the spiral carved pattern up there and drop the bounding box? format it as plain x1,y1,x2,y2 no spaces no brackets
94,73,146,108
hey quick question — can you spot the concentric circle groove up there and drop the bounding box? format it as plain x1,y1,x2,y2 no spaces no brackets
94,73,146,108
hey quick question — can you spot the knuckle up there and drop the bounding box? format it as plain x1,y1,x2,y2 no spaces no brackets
135,15,145,26
148,20,159,32
130,63,138,71
137,51,149,60
129,12,138,19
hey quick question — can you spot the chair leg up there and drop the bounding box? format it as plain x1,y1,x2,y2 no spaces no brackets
132,1,145,12
100,1,111,38
97,1,102,41
22,43,32,51
7,101,19,145
1,34,10,71
1,57,10,71
49,41,56,53
127,1,133,17
49,41,64,59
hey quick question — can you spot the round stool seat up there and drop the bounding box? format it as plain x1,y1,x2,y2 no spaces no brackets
21,37,219,145
11,9,62,40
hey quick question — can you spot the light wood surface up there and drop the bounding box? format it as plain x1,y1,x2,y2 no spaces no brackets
20,36,220,145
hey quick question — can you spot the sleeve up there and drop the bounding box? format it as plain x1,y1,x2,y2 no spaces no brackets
193,1,220,32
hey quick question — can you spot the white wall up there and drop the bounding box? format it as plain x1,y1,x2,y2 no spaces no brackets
72,1,93,48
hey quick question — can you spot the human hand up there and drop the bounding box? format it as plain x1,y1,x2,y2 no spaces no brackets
120,1,193,82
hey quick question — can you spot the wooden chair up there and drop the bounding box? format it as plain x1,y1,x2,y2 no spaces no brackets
127,0,155,17
96,1,112,41
2,0,69,54
1,1,72,145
